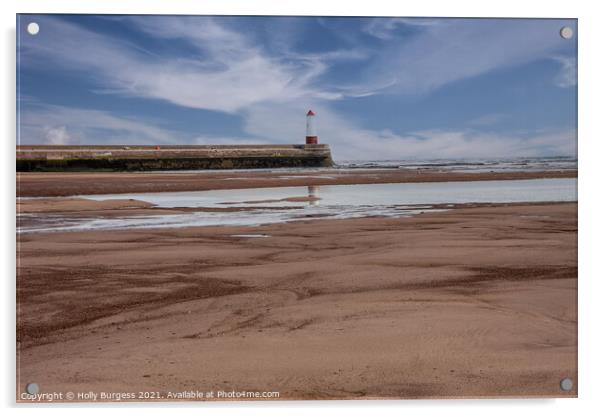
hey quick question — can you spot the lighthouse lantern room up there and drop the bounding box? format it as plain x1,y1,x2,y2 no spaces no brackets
305,110,318,145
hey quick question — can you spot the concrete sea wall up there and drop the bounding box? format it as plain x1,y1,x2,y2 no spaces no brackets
16,144,334,171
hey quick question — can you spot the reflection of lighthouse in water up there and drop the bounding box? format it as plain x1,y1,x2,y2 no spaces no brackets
307,185,320,206
305,110,318,144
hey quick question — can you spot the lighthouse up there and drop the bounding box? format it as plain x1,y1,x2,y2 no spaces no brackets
305,110,318,145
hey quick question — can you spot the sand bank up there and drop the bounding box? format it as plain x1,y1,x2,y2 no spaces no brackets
17,169,576,197
17,202,577,400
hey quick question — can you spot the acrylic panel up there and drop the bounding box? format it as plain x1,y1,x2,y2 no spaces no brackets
16,14,577,402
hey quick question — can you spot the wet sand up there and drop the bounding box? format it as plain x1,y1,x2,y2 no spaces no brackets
16,169,576,197
16,198,305,234
16,202,577,401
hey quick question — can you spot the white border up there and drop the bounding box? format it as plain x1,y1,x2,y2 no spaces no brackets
3,1,601,415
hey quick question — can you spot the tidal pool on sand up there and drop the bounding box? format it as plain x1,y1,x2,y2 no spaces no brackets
19,178,576,233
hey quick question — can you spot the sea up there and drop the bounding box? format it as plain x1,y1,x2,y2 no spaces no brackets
336,156,577,172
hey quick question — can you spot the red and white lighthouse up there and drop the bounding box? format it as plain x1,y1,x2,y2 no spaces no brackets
305,110,318,145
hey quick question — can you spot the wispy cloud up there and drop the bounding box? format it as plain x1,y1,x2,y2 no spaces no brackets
363,19,576,96
21,16,369,114
43,126,72,145
242,101,576,160
18,16,576,160
362,17,440,40
20,100,575,161
21,16,576,112
552,56,577,87
19,104,178,145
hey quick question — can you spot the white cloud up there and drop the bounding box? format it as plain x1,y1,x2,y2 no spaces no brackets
242,101,576,161
363,19,576,96
362,18,405,40
552,56,577,87
21,17,576,111
19,102,575,161
362,17,440,40
44,126,73,145
18,17,577,161
21,16,369,114
19,104,177,145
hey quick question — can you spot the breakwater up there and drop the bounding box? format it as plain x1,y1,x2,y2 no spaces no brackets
16,144,333,171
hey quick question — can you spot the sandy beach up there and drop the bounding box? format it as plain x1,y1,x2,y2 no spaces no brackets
17,196,577,401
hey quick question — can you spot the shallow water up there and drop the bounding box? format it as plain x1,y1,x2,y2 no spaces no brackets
19,178,576,233
83,178,576,208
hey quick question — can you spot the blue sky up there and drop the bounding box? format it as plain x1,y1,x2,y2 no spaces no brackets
17,15,577,161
